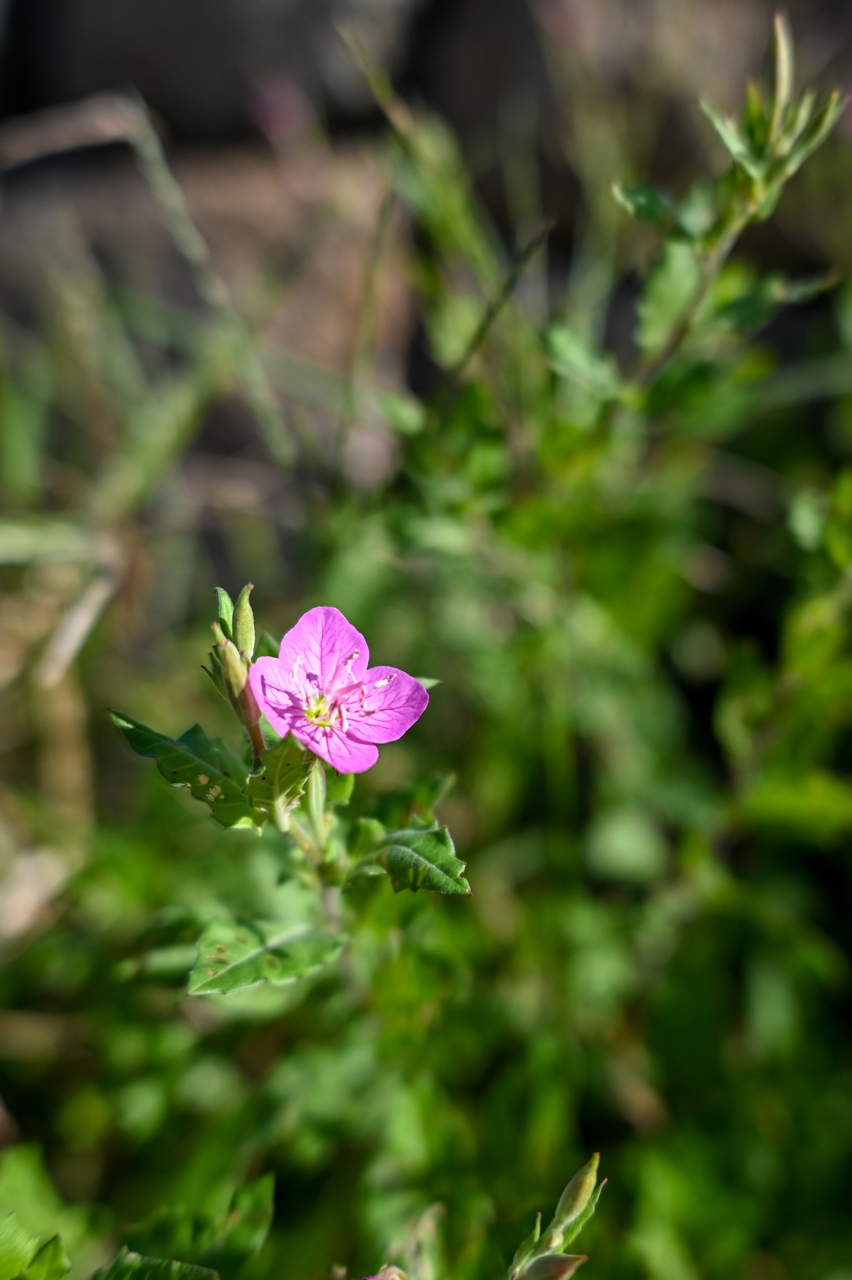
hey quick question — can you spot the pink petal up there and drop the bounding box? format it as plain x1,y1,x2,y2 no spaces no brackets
250,655,302,736
278,606,369,694
293,723,379,773
344,666,429,744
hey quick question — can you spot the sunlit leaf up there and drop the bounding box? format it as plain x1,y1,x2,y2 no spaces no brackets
111,712,259,828
188,920,344,996
377,826,471,895
18,1237,70,1280
93,1249,219,1280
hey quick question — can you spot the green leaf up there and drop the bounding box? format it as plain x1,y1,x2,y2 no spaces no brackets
611,183,694,241
326,770,354,807
377,388,426,436
18,1237,70,1280
779,90,844,180
378,826,471,895
0,1215,38,1280
214,588,234,639
769,12,794,142
637,243,702,356
700,101,763,179
188,920,344,996
199,1179,274,1278
126,1178,273,1280
92,1249,219,1280
776,88,815,157
253,631,279,660
546,326,623,399
111,713,259,828
245,737,310,828
415,677,441,690
0,1147,91,1264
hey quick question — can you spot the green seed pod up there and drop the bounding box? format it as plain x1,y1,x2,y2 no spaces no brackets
215,587,234,638
233,582,256,661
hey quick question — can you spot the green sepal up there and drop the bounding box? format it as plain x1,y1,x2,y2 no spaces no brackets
188,919,344,996
92,1250,219,1280
510,1213,542,1278
215,588,234,639
17,1237,70,1280
516,1257,587,1280
111,712,260,828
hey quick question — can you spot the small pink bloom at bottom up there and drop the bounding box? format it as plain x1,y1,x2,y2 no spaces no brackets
249,606,429,773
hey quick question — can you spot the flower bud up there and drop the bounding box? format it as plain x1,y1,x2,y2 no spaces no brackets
233,582,256,661
518,1256,587,1280
552,1154,599,1232
212,624,261,728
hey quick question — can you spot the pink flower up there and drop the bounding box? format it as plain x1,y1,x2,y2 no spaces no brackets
249,606,429,773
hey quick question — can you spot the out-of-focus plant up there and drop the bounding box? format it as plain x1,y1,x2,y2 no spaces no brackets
3,12,852,1280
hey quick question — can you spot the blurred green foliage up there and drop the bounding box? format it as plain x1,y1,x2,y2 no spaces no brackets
2,15,852,1280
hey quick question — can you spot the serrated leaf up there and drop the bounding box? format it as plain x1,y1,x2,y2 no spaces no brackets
378,826,471,895
111,712,259,828
245,737,310,828
92,1249,219,1280
0,1215,38,1280
700,101,763,179
611,182,694,241
18,1237,70,1280
188,920,344,996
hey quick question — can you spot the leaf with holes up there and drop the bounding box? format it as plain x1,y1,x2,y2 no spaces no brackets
111,712,259,828
188,920,344,996
245,737,310,828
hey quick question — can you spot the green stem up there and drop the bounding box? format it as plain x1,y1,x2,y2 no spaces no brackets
637,202,755,386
